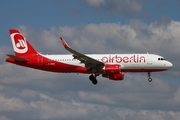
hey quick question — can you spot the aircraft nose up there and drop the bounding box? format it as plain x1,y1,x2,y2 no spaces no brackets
167,61,173,68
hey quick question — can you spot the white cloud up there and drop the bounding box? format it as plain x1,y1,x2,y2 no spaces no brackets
115,109,180,120
0,94,28,112
83,0,148,15
0,116,10,120
78,91,115,104
17,19,180,59
30,93,110,119
0,46,12,64
29,93,180,120
85,0,105,7
19,89,39,100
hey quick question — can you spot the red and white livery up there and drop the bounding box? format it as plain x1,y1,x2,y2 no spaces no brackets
6,29,173,85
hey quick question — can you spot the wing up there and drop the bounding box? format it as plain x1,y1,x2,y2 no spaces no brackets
60,37,104,70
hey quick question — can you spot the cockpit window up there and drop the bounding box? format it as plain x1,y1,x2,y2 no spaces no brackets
158,58,166,61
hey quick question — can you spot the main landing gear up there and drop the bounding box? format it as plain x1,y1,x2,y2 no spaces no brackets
89,74,98,85
148,72,152,82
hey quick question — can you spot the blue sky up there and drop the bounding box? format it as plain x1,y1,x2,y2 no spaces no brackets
1,0,180,34
0,0,180,120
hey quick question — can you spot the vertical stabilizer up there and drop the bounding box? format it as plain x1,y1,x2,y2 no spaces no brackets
9,29,38,56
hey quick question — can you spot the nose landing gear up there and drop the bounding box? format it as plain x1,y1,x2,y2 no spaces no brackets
148,72,152,82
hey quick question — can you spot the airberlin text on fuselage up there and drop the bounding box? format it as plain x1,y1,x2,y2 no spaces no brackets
101,55,146,63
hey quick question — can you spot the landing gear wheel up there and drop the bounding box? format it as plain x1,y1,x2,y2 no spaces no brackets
89,75,94,81
148,78,152,82
92,79,98,85
89,74,98,85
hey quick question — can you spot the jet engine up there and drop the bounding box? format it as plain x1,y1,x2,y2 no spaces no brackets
102,72,125,81
103,64,120,74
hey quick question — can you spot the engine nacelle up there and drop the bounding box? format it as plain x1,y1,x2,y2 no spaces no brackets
103,64,120,74
102,72,125,81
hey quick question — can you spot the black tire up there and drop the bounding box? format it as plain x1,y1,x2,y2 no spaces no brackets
92,80,98,85
148,78,152,82
89,74,98,85
89,75,94,81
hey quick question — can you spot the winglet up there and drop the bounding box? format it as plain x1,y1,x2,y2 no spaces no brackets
60,37,70,49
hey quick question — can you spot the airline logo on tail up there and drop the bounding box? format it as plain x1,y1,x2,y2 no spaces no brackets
10,33,28,53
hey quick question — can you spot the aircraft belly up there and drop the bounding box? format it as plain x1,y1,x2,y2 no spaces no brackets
122,63,167,72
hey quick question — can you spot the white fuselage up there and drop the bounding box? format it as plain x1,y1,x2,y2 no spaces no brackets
42,53,172,72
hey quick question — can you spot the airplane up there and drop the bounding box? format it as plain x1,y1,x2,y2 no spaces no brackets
6,29,173,85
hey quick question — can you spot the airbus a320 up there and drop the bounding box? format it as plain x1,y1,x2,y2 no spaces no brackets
6,29,173,85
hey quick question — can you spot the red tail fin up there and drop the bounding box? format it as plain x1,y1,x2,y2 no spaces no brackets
9,29,38,56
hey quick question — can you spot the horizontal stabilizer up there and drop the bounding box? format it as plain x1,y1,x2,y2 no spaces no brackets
6,54,28,62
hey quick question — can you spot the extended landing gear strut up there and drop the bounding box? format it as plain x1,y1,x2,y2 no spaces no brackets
89,74,98,85
148,72,152,82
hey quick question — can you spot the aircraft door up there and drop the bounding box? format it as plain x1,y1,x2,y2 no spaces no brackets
147,54,152,65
